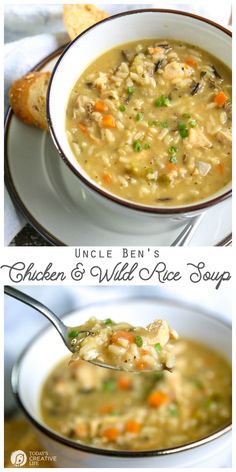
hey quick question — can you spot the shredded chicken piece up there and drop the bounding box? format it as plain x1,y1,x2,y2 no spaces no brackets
216,129,232,145
95,72,108,91
73,361,107,391
78,330,110,361
146,320,171,346
163,61,193,81
188,128,212,149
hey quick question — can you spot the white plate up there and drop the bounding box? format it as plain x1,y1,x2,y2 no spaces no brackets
5,47,232,246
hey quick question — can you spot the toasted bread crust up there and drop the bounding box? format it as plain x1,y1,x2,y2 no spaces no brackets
63,4,108,40
9,71,51,130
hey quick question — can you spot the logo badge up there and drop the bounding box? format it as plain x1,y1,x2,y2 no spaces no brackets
10,450,27,467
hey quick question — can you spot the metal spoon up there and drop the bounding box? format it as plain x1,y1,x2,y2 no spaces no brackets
171,213,204,246
5,286,163,372
4,286,119,371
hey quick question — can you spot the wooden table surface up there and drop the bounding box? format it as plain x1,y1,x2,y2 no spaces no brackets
5,417,55,468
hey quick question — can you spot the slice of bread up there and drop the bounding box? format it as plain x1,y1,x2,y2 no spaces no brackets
63,4,109,40
9,71,51,130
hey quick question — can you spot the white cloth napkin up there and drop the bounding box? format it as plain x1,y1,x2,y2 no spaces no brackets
4,32,68,245
4,2,232,245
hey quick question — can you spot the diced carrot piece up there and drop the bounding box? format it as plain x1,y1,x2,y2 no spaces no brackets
78,122,87,134
102,427,119,441
111,330,135,344
166,162,177,172
141,348,149,356
101,114,116,128
215,163,225,175
94,101,107,113
135,360,149,371
214,91,227,107
148,391,169,408
74,423,88,438
185,57,197,67
118,376,133,390
99,404,114,414
149,47,163,54
125,420,141,434
69,360,82,369
102,173,112,184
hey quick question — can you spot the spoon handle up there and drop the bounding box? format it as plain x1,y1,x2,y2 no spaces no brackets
171,213,204,247
4,286,69,347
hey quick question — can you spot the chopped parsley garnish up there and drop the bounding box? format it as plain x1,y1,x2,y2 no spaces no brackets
182,113,191,119
144,143,151,150
187,377,204,389
135,335,143,347
68,329,79,338
154,371,164,382
189,118,197,127
148,119,158,127
119,104,126,112
104,318,112,325
133,140,142,152
178,123,189,138
168,404,179,416
203,398,213,409
168,146,177,163
136,112,143,121
102,380,116,392
155,95,170,107
161,121,169,128
127,86,135,95
155,342,162,353
168,146,177,155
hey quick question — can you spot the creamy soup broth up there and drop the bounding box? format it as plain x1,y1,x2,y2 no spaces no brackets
41,338,232,451
66,39,232,207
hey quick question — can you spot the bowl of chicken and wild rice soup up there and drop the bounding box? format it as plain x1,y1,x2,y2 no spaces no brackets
47,9,232,232
12,298,232,467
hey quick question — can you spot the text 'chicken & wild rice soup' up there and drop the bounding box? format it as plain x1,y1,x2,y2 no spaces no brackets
66,39,232,207
41,338,231,451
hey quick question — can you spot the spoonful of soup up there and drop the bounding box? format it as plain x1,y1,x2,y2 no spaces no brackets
4,286,178,372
